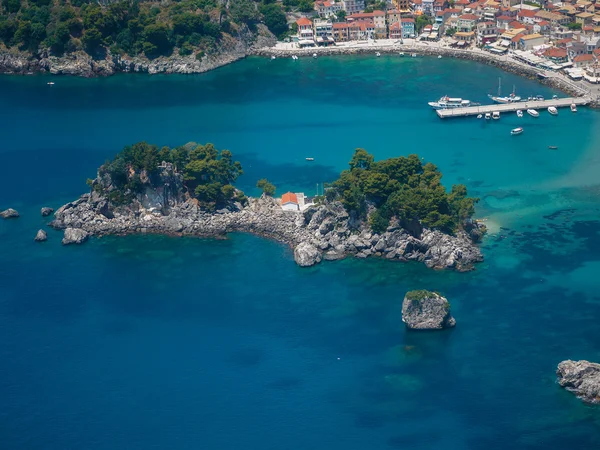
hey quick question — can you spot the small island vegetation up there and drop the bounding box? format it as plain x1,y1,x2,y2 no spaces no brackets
256,178,276,196
327,149,480,236
0,0,290,60
93,141,246,211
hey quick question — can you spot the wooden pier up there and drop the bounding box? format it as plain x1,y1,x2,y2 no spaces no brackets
436,97,590,119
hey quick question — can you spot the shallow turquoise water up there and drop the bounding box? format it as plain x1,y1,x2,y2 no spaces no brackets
1,56,600,449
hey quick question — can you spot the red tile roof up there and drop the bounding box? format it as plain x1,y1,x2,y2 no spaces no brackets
282,192,298,205
296,18,312,26
497,15,513,21
459,13,479,20
402,17,415,23
333,22,349,29
373,10,385,16
509,21,523,28
544,47,567,58
518,10,537,17
574,54,594,62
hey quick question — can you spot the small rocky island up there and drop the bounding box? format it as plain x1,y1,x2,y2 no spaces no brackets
50,141,484,270
557,360,600,404
402,290,456,330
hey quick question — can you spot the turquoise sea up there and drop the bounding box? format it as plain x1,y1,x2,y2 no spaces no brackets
1,55,600,449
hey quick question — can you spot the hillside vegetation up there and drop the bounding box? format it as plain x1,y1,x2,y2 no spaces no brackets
0,0,289,59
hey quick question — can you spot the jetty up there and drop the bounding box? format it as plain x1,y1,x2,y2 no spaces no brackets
436,97,590,119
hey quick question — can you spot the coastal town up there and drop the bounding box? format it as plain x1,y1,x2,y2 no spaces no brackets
276,0,600,85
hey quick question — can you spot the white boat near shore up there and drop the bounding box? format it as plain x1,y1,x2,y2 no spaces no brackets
516,110,523,118
428,96,471,109
548,106,558,115
571,103,577,112
492,111,500,120
527,109,539,117
485,113,491,120
511,127,523,135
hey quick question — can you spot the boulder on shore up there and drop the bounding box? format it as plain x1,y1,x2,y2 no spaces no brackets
294,242,322,267
34,229,47,242
402,290,456,330
41,207,54,217
62,227,89,245
0,208,19,219
557,360,600,404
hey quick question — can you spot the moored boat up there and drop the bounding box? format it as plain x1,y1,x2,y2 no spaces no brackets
511,127,523,135
428,96,471,109
571,103,577,112
548,106,558,115
516,110,523,118
306,157,315,161
485,113,491,120
492,111,500,120
527,109,539,117
548,145,558,150
376,52,381,57
489,78,521,103
477,114,482,119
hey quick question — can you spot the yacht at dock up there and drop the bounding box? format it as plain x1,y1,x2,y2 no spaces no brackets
428,96,471,109
527,109,539,117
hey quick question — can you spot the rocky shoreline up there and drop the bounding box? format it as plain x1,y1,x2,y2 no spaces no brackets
557,360,600,404
49,191,483,271
0,25,276,77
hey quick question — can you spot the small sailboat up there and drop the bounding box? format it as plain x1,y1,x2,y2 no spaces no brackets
306,157,315,161
489,78,521,103
511,127,523,136
485,113,491,120
570,103,577,112
548,106,558,115
492,111,500,120
516,110,523,118
527,109,539,117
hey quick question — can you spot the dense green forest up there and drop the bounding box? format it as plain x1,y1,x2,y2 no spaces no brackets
327,149,479,235
95,141,246,210
0,0,292,59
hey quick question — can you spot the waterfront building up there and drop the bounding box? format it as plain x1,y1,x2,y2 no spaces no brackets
519,33,545,50
347,12,375,22
543,47,569,63
402,18,416,37
387,9,403,24
296,18,315,44
390,21,402,39
455,30,476,44
477,21,500,44
314,19,334,45
373,10,387,38
333,22,350,41
342,0,365,14
573,53,595,67
281,192,299,211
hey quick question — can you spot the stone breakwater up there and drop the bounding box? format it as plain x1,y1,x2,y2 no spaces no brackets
49,193,483,271
255,45,588,100
0,25,276,77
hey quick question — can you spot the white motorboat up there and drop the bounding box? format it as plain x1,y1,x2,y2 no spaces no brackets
516,110,523,118
428,96,471,109
399,52,405,56
271,55,276,60
527,109,539,117
438,55,442,59
548,106,558,115
511,127,523,136
571,103,577,112
477,114,482,119
411,53,417,57
492,111,500,120
376,52,381,57
306,157,314,161
312,53,318,58
291,55,298,60
485,113,491,120
47,82,55,85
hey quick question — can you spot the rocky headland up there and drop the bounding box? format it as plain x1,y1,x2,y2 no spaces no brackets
49,142,483,271
0,25,276,78
557,360,600,404
51,190,482,271
401,290,456,330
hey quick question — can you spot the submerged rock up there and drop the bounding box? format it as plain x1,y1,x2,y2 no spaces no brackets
294,242,322,267
62,227,88,245
557,360,600,404
0,208,19,219
34,229,47,242
401,290,456,330
41,207,54,217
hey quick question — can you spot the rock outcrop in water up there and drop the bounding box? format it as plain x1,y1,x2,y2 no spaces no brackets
0,208,19,219
401,290,456,330
62,227,89,245
34,229,47,242
41,207,54,217
557,360,600,404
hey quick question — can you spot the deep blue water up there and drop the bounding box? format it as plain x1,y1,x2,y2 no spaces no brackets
2,56,600,449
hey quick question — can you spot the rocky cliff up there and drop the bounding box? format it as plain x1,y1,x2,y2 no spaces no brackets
557,360,600,404
50,180,483,271
0,25,276,77
401,291,456,330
